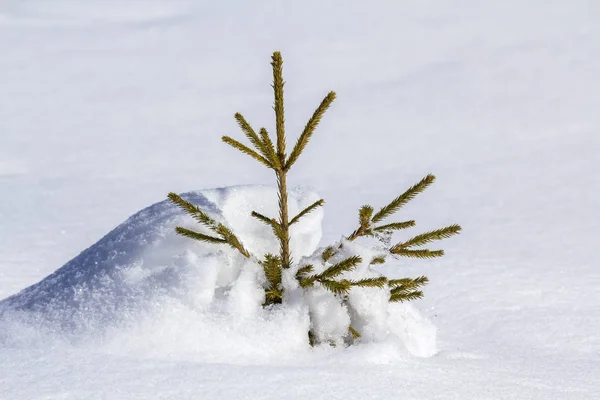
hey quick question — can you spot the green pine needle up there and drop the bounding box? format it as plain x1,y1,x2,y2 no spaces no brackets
411,275,429,287
222,136,273,169
348,326,361,339
259,127,280,169
250,211,274,226
174,227,227,244
391,249,444,258
261,254,282,290
274,222,286,242
389,290,424,303
286,91,336,170
215,223,250,258
347,205,375,241
234,113,267,157
299,275,317,288
318,255,362,279
321,247,336,262
170,193,251,258
271,52,286,161
319,279,352,295
168,192,216,228
369,256,386,265
373,220,416,232
290,199,324,225
359,205,374,227
371,174,436,223
251,211,285,242
351,277,388,288
392,224,462,250
389,276,429,289
388,278,412,288
265,288,283,304
250,211,278,232
296,264,314,278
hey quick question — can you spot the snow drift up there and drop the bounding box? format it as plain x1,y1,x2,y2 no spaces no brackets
0,185,435,361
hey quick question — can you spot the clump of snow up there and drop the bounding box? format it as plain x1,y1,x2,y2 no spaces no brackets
289,239,436,353
0,185,435,361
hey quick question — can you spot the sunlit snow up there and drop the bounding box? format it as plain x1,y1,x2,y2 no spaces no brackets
1,0,598,399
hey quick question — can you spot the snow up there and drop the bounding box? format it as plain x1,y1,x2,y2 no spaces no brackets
0,187,306,334
1,0,599,398
0,184,435,362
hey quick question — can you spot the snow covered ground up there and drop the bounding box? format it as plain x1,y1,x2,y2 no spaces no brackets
1,0,599,398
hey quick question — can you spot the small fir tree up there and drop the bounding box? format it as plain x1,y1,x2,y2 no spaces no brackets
168,52,461,345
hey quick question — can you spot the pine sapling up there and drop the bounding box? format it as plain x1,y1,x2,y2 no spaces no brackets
168,51,462,345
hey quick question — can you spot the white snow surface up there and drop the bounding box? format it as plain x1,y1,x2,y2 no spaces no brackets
1,0,599,399
0,186,316,347
0,184,435,361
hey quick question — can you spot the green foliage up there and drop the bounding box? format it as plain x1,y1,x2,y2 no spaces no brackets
296,256,362,295
168,51,462,346
296,264,314,278
215,223,251,257
351,277,388,288
371,174,435,223
290,199,325,225
286,91,336,170
369,256,386,265
298,274,317,288
221,136,273,169
389,290,424,303
260,254,283,305
175,227,227,244
389,276,428,302
271,51,287,162
347,205,374,241
392,225,462,250
389,275,429,289
234,113,266,158
168,192,217,228
321,247,335,262
259,128,280,169
373,221,415,232
389,224,461,259
251,211,285,242
319,278,352,295
169,192,250,257
359,205,374,225
391,249,445,259
318,256,362,279
348,326,361,339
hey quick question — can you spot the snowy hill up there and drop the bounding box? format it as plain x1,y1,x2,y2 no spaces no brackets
1,0,599,399
0,187,317,333
0,184,435,361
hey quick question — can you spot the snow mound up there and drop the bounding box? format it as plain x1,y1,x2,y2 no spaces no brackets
0,185,435,361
